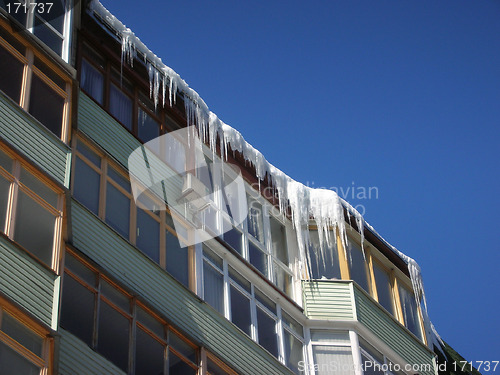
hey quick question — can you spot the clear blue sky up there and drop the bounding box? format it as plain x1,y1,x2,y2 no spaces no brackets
104,0,500,365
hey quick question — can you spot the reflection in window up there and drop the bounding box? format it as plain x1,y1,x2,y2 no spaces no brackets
109,84,133,130
29,74,65,137
373,262,394,315
399,284,422,340
98,302,130,372
249,241,267,275
138,108,160,143
270,217,288,264
0,44,24,103
309,230,341,280
257,308,278,358
105,183,130,238
348,241,369,292
136,209,160,263
73,155,100,214
81,59,104,104
166,230,189,287
247,197,264,242
230,285,251,336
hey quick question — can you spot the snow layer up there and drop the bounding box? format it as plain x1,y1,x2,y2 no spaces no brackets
89,0,437,349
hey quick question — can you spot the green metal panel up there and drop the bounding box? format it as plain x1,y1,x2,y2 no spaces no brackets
0,235,56,326
302,280,355,320
0,91,71,187
59,329,125,375
70,199,293,375
354,285,435,375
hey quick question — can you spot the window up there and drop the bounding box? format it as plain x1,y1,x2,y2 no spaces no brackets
72,137,192,288
0,28,71,141
0,298,53,375
372,261,395,316
310,331,355,375
360,340,405,375
308,229,341,280
348,240,370,293
398,283,423,340
0,0,72,59
60,251,200,374
0,146,63,270
201,245,304,373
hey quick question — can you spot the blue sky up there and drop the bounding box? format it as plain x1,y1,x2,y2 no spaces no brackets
105,0,500,364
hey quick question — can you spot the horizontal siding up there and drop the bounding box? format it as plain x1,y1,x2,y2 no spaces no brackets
354,285,435,375
59,329,125,375
0,91,71,187
70,199,292,375
302,280,355,320
0,235,56,326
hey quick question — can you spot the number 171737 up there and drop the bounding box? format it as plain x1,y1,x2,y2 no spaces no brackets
453,361,499,372
6,2,54,14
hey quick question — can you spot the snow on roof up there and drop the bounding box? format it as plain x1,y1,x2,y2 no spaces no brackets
89,0,436,346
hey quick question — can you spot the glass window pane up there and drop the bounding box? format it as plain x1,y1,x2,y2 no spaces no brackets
73,157,100,214
361,353,385,375
1,313,43,356
373,262,395,315
255,289,276,314
166,230,189,287
230,285,251,336
65,253,96,286
109,84,132,130
97,302,130,372
247,197,264,242
0,45,23,103
312,345,355,375
138,108,160,143
0,6,27,35
105,183,130,238
311,331,350,345
348,241,369,292
228,266,251,294
136,209,160,263
80,59,104,105
169,332,196,363
169,351,197,375
282,311,303,337
60,275,95,346
100,280,130,312
203,261,224,314
76,140,100,167
273,263,293,297
29,74,64,137
0,148,13,172
135,328,165,375
270,216,288,264
207,358,230,375
0,175,10,232
256,308,278,358
108,167,130,192
20,167,58,207
203,245,222,269
224,227,242,255
137,307,165,339
308,230,341,280
399,284,422,340
249,241,267,276
37,0,66,33
34,56,66,89
0,342,40,375
284,330,303,375
14,190,56,265
33,16,63,55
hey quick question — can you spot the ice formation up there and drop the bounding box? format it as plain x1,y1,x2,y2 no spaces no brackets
89,0,436,348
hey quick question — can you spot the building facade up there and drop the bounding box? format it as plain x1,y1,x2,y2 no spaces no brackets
0,1,473,375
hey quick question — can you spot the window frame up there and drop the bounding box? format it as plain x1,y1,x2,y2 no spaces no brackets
0,22,72,142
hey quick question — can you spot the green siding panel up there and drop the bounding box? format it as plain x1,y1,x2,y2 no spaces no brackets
354,285,435,375
0,91,71,187
70,199,292,375
0,235,56,326
59,329,125,375
302,280,355,320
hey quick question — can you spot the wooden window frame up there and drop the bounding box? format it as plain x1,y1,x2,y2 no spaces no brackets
0,144,64,273
0,295,54,375
0,21,72,143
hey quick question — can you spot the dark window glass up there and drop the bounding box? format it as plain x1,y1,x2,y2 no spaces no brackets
109,84,132,130
33,16,63,55
29,74,64,137
0,22,27,53
138,108,160,143
203,261,224,314
76,141,100,167
60,275,95,346
105,183,130,238
349,241,369,292
247,198,264,242
255,289,276,314
14,190,56,265
20,167,58,207
249,241,267,275
224,227,242,255
309,230,341,280
0,342,40,375
97,302,130,372
73,157,100,214
0,176,10,231
373,262,394,315
0,45,23,103
230,285,251,336
283,330,303,375
169,351,196,375
257,308,278,358
136,209,160,263
270,217,288,264
0,1,27,29
135,328,165,375
100,280,130,312
34,56,66,89
228,267,251,294
0,149,12,172
166,230,188,287
1,314,43,356
170,333,196,363
137,307,165,339
64,253,96,286
207,358,230,375
80,59,104,104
